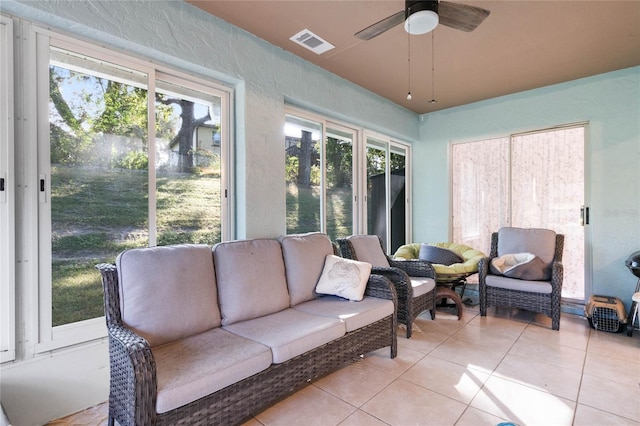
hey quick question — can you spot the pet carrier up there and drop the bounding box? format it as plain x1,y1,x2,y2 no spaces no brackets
585,295,627,333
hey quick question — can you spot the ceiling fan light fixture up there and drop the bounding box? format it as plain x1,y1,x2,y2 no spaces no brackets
404,1,439,35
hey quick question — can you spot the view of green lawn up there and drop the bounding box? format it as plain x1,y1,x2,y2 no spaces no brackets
52,166,350,326
52,165,220,325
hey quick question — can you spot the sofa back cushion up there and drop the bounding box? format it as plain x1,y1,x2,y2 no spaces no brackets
279,232,334,306
116,244,219,348
213,239,290,325
347,235,390,267
497,227,557,266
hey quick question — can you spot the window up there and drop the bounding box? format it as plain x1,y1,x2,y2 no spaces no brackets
366,134,410,254
285,114,323,234
0,15,15,362
26,28,232,350
285,108,411,250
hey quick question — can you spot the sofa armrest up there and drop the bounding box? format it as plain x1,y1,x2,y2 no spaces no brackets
107,324,158,426
364,273,398,304
388,258,436,279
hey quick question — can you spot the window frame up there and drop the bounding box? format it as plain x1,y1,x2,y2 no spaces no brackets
0,14,16,363
284,106,412,249
363,130,412,254
285,106,363,238
24,25,233,353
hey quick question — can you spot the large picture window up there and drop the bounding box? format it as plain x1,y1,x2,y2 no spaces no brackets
31,31,232,349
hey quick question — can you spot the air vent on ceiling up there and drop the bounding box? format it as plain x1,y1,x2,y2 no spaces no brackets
289,29,335,55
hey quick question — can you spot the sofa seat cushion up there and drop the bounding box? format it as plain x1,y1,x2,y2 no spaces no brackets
116,244,220,347
213,239,290,326
152,328,272,414
294,295,394,332
485,274,552,294
411,277,436,297
279,232,335,306
223,308,346,364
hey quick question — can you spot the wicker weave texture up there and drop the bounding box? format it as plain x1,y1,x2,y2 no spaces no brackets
96,260,397,426
337,237,437,338
479,231,564,330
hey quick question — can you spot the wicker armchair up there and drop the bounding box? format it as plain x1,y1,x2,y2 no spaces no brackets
478,227,564,330
337,235,436,338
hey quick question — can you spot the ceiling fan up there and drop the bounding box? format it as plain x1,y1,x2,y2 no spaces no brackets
355,0,490,40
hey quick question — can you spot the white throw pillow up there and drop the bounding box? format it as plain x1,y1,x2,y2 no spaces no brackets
315,255,371,301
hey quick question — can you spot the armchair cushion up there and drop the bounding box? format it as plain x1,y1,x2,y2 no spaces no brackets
347,235,390,267
315,255,371,302
490,252,550,281
410,276,436,297
497,227,556,266
418,243,464,266
485,274,553,294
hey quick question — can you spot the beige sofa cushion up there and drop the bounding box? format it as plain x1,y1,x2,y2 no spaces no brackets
279,232,334,306
347,235,391,267
294,295,394,332
213,239,290,326
224,308,345,363
152,328,272,413
116,244,219,347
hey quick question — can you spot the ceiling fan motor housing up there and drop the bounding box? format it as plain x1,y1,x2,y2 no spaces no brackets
405,1,439,20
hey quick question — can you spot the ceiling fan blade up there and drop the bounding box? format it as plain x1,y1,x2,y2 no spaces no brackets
354,10,405,40
438,1,490,32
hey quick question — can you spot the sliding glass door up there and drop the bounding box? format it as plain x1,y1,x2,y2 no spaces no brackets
452,125,586,301
366,135,409,254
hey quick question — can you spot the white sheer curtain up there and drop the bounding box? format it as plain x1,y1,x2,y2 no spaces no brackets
452,137,509,256
511,127,585,300
452,126,585,300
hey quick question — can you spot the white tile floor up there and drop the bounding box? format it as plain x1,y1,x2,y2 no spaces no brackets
51,304,640,426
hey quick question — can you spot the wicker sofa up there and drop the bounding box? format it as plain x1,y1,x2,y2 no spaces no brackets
96,232,397,426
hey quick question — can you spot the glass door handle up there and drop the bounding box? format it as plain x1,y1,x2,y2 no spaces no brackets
580,206,590,226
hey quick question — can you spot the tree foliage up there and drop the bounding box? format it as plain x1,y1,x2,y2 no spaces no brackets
49,64,210,172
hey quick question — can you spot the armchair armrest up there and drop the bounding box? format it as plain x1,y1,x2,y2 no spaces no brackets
388,258,436,279
364,273,398,305
551,261,564,294
370,266,414,300
478,257,490,282
107,324,158,425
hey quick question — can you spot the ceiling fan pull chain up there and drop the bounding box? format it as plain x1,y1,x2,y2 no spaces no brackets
430,31,438,104
407,17,412,100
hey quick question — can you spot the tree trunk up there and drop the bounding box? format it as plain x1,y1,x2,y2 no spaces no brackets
298,130,313,185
